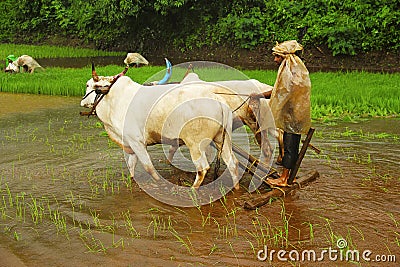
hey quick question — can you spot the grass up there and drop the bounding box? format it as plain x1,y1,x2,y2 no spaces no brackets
1,65,399,121
1,43,399,121
1,43,125,60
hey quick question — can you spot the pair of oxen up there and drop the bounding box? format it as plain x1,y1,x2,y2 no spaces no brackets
80,62,275,190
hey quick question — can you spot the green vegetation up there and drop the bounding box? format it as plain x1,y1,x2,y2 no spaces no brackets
0,44,124,59
1,66,399,121
1,0,399,55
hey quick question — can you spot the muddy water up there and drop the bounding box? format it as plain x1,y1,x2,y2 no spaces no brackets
39,56,125,68
0,93,399,267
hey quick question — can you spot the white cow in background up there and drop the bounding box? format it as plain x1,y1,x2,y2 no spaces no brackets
5,55,43,73
81,66,239,189
123,53,149,67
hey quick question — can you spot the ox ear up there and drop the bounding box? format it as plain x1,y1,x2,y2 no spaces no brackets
92,63,99,82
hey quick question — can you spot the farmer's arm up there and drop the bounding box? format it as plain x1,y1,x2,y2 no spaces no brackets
250,90,272,99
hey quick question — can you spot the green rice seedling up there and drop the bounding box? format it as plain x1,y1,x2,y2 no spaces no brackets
167,216,193,255
49,206,69,238
227,241,239,265
112,232,125,250
78,227,107,253
13,230,20,241
15,192,26,222
90,209,102,229
193,203,210,227
0,197,8,220
246,204,295,250
188,188,200,207
28,195,44,225
321,217,351,251
147,214,166,239
146,208,167,238
302,222,316,244
246,211,269,248
122,210,140,239
388,213,400,247
5,183,13,208
219,183,228,204
244,235,257,256
373,170,393,183
394,232,400,247
388,212,399,228
120,171,133,191
209,243,219,255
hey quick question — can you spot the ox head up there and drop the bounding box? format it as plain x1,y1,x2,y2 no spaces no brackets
80,64,128,108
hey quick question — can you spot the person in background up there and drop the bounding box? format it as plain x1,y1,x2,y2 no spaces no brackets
251,40,311,186
5,54,19,73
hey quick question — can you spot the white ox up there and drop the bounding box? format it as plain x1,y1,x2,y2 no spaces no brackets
81,66,239,189
5,55,43,73
167,72,276,163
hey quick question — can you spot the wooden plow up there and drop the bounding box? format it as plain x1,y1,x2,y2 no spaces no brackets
234,128,319,209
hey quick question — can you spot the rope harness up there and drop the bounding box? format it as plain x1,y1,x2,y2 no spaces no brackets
80,65,128,117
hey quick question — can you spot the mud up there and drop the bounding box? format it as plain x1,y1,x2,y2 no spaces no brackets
0,93,399,266
39,56,125,69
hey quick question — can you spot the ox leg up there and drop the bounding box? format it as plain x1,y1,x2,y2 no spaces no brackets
269,128,284,164
167,144,179,164
125,151,138,178
131,145,160,181
188,144,210,189
220,140,240,190
256,129,274,164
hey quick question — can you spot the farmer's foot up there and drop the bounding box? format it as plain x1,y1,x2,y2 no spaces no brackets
267,168,290,187
267,177,288,187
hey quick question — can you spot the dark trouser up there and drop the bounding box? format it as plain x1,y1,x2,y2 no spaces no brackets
282,132,301,170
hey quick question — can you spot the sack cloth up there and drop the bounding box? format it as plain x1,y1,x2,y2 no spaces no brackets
269,40,311,135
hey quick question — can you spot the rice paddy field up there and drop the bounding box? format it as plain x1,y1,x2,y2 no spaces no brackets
0,44,399,266
1,64,399,122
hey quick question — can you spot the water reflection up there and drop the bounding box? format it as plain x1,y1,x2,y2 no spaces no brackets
39,56,126,68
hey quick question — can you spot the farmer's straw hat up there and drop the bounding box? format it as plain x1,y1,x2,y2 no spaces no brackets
272,40,303,57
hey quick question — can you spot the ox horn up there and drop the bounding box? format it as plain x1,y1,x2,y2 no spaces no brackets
111,65,129,84
92,63,99,82
120,65,129,76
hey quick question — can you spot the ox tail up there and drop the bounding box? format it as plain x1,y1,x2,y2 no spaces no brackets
213,101,232,181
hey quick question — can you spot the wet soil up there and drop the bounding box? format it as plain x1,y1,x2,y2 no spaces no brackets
0,93,399,266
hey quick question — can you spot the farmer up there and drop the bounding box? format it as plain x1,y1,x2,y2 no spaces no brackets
251,40,311,186
5,55,19,73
